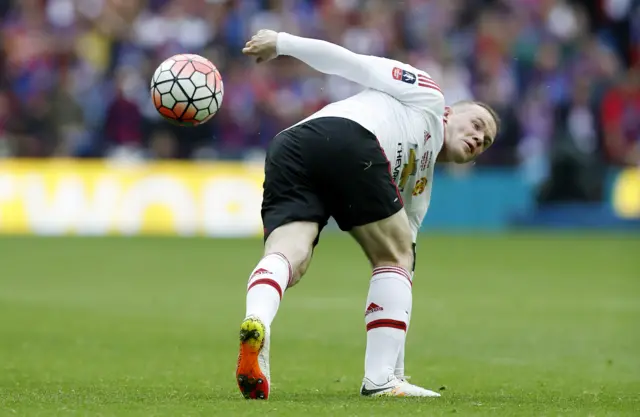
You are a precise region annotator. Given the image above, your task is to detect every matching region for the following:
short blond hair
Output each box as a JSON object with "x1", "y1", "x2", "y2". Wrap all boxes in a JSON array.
[{"x1": 453, "y1": 100, "x2": 501, "y2": 135}]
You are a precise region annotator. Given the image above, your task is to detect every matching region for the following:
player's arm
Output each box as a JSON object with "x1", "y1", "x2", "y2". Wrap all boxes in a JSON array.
[{"x1": 242, "y1": 30, "x2": 444, "y2": 109}]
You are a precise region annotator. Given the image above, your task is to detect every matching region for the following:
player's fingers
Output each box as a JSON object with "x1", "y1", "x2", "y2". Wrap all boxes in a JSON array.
[{"x1": 243, "y1": 44, "x2": 259, "y2": 53}]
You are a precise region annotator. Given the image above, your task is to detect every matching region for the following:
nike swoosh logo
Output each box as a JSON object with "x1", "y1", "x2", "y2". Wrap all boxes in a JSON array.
[{"x1": 361, "y1": 386, "x2": 391, "y2": 396}]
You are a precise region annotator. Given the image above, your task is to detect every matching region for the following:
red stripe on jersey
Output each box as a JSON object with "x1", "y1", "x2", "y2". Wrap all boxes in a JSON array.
[
  {"x1": 248, "y1": 278, "x2": 283, "y2": 300},
  {"x1": 418, "y1": 82, "x2": 442, "y2": 93},
  {"x1": 417, "y1": 75, "x2": 442, "y2": 92},
  {"x1": 367, "y1": 319, "x2": 407, "y2": 332},
  {"x1": 417, "y1": 74, "x2": 435, "y2": 81},
  {"x1": 417, "y1": 78, "x2": 439, "y2": 86}
]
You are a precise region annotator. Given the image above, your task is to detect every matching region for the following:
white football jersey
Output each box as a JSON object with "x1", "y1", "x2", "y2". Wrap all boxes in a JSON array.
[{"x1": 277, "y1": 33, "x2": 446, "y2": 241}]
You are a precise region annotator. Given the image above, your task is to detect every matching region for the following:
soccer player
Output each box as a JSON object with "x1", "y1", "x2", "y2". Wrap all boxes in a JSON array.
[{"x1": 236, "y1": 30, "x2": 499, "y2": 399}]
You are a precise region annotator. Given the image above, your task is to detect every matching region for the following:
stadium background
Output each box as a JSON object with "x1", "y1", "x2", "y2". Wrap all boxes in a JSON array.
[
  {"x1": 0, "y1": 1, "x2": 638, "y2": 415},
  {"x1": 0, "y1": 0, "x2": 638, "y2": 234}
]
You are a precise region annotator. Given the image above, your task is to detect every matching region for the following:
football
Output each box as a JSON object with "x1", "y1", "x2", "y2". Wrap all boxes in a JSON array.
[{"x1": 150, "y1": 54, "x2": 224, "y2": 126}]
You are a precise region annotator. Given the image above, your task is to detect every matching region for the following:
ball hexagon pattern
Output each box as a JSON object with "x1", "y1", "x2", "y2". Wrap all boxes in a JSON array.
[{"x1": 150, "y1": 54, "x2": 224, "y2": 126}]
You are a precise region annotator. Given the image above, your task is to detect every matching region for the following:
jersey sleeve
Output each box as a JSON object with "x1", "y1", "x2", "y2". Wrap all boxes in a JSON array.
[{"x1": 276, "y1": 32, "x2": 445, "y2": 113}]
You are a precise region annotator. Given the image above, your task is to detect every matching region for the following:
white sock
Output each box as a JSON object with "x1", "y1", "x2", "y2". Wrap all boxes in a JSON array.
[
  {"x1": 245, "y1": 252, "x2": 292, "y2": 327},
  {"x1": 364, "y1": 266, "x2": 412, "y2": 385},
  {"x1": 395, "y1": 269, "x2": 414, "y2": 378},
  {"x1": 395, "y1": 303, "x2": 411, "y2": 378}
]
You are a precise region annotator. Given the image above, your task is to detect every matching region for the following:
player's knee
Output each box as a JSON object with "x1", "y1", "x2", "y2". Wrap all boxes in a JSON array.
[
  {"x1": 265, "y1": 242, "x2": 313, "y2": 286},
  {"x1": 264, "y1": 222, "x2": 318, "y2": 286}
]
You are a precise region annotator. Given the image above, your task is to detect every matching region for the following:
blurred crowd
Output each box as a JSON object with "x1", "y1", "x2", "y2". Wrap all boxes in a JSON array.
[{"x1": 0, "y1": 0, "x2": 638, "y2": 174}]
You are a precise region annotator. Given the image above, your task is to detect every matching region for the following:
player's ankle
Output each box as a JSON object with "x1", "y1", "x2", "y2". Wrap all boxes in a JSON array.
[
  {"x1": 364, "y1": 372, "x2": 396, "y2": 386},
  {"x1": 243, "y1": 314, "x2": 267, "y2": 324}
]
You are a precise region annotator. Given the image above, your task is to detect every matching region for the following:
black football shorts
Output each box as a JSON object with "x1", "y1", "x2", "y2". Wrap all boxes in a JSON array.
[{"x1": 261, "y1": 117, "x2": 403, "y2": 245}]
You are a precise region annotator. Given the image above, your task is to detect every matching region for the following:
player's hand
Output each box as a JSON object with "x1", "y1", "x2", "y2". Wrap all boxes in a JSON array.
[{"x1": 242, "y1": 30, "x2": 278, "y2": 64}]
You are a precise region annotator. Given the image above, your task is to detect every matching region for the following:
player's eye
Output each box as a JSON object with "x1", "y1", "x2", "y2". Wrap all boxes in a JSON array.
[{"x1": 472, "y1": 121, "x2": 480, "y2": 130}]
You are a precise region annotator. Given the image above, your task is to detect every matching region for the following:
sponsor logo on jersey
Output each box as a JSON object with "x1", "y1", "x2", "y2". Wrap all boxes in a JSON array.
[
  {"x1": 420, "y1": 151, "x2": 433, "y2": 171},
  {"x1": 424, "y1": 131, "x2": 431, "y2": 145},
  {"x1": 392, "y1": 67, "x2": 416, "y2": 85},
  {"x1": 392, "y1": 143, "x2": 402, "y2": 183},
  {"x1": 412, "y1": 177, "x2": 428, "y2": 196},
  {"x1": 250, "y1": 268, "x2": 272, "y2": 279},
  {"x1": 365, "y1": 302, "x2": 384, "y2": 316},
  {"x1": 398, "y1": 147, "x2": 417, "y2": 191}
]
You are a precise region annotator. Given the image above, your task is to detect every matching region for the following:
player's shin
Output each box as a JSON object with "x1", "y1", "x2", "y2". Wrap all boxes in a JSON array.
[
  {"x1": 396, "y1": 244, "x2": 416, "y2": 379},
  {"x1": 237, "y1": 252, "x2": 292, "y2": 399},
  {"x1": 394, "y1": 303, "x2": 412, "y2": 379},
  {"x1": 245, "y1": 252, "x2": 292, "y2": 326},
  {"x1": 363, "y1": 266, "x2": 412, "y2": 385}
]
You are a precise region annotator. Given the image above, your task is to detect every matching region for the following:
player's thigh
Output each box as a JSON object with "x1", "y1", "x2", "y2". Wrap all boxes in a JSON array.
[
  {"x1": 261, "y1": 129, "x2": 329, "y2": 283},
  {"x1": 349, "y1": 209, "x2": 414, "y2": 272},
  {"x1": 320, "y1": 122, "x2": 411, "y2": 269}
]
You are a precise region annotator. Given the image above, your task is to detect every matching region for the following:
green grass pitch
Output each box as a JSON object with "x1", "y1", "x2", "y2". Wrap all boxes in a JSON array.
[{"x1": 0, "y1": 233, "x2": 638, "y2": 416}]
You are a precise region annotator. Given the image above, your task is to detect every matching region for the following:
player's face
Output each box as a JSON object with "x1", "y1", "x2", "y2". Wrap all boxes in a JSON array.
[{"x1": 445, "y1": 104, "x2": 497, "y2": 163}]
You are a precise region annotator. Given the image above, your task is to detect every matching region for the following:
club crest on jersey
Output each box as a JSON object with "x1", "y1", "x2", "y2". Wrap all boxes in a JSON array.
[
  {"x1": 392, "y1": 67, "x2": 416, "y2": 85},
  {"x1": 412, "y1": 177, "x2": 428, "y2": 196}
]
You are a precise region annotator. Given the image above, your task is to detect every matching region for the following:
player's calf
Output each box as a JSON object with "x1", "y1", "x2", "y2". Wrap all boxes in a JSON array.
[
  {"x1": 350, "y1": 210, "x2": 414, "y2": 272},
  {"x1": 263, "y1": 221, "x2": 318, "y2": 286},
  {"x1": 243, "y1": 222, "x2": 317, "y2": 328}
]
